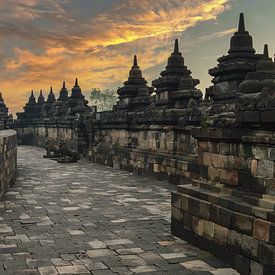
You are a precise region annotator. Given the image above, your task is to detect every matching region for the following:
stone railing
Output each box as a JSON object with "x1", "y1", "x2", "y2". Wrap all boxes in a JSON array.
[{"x1": 0, "y1": 130, "x2": 17, "y2": 198}]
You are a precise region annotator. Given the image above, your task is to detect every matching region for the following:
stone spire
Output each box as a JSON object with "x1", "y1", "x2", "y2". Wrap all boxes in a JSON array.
[
  {"x1": 208, "y1": 13, "x2": 262, "y2": 115},
  {"x1": 174, "y1": 38, "x2": 179, "y2": 53},
  {"x1": 28, "y1": 90, "x2": 36, "y2": 105},
  {"x1": 47, "y1": 87, "x2": 56, "y2": 103},
  {"x1": 152, "y1": 39, "x2": 201, "y2": 109},
  {"x1": 37, "y1": 90, "x2": 45, "y2": 105},
  {"x1": 229, "y1": 13, "x2": 255, "y2": 54},
  {"x1": 115, "y1": 55, "x2": 152, "y2": 111},
  {"x1": 71, "y1": 78, "x2": 83, "y2": 98},
  {"x1": 58, "y1": 81, "x2": 69, "y2": 101},
  {"x1": 153, "y1": 39, "x2": 188, "y2": 92},
  {"x1": 17, "y1": 91, "x2": 39, "y2": 120},
  {"x1": 238, "y1": 12, "x2": 245, "y2": 32},
  {"x1": 128, "y1": 55, "x2": 144, "y2": 80}
]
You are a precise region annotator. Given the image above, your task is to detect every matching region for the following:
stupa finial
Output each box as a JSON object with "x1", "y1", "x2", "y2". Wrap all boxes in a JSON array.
[
  {"x1": 133, "y1": 55, "x2": 138, "y2": 67},
  {"x1": 238, "y1": 13, "x2": 245, "y2": 32},
  {"x1": 174, "y1": 39, "x2": 179, "y2": 54},
  {"x1": 63, "y1": 81, "x2": 66, "y2": 88},
  {"x1": 75, "y1": 78, "x2": 78, "y2": 87},
  {"x1": 263, "y1": 44, "x2": 269, "y2": 59}
]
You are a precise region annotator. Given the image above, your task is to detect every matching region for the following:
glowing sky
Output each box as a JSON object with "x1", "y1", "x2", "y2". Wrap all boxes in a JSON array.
[{"x1": 1, "y1": 0, "x2": 275, "y2": 114}]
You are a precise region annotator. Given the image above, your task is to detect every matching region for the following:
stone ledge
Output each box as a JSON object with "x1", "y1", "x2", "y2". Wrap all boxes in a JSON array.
[{"x1": 171, "y1": 183, "x2": 275, "y2": 273}]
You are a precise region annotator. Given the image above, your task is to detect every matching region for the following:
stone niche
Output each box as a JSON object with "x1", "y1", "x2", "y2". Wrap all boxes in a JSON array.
[
  {"x1": 171, "y1": 127, "x2": 275, "y2": 274},
  {"x1": 0, "y1": 130, "x2": 17, "y2": 198}
]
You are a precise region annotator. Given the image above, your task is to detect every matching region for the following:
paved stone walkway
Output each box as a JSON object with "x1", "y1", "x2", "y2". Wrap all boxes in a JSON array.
[{"x1": 0, "y1": 146, "x2": 239, "y2": 275}]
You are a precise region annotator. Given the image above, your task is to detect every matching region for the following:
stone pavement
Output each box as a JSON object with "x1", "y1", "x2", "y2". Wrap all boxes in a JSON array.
[{"x1": 0, "y1": 146, "x2": 238, "y2": 275}]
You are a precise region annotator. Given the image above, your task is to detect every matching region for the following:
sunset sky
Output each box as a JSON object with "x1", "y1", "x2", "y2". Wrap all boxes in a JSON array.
[{"x1": 1, "y1": 0, "x2": 275, "y2": 114}]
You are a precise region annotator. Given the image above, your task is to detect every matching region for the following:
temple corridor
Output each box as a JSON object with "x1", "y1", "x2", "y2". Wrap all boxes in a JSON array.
[{"x1": 0, "y1": 146, "x2": 238, "y2": 275}]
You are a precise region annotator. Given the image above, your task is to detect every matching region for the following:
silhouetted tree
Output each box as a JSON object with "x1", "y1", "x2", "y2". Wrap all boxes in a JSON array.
[{"x1": 90, "y1": 88, "x2": 118, "y2": 111}]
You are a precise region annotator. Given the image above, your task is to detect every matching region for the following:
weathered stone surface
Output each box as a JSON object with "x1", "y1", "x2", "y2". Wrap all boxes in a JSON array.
[
  {"x1": 0, "y1": 146, "x2": 232, "y2": 274},
  {"x1": 253, "y1": 219, "x2": 270, "y2": 242}
]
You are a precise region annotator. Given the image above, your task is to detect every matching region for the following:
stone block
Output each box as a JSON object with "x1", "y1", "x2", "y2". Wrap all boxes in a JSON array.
[
  {"x1": 153, "y1": 163, "x2": 160, "y2": 173},
  {"x1": 219, "y1": 207, "x2": 232, "y2": 228},
  {"x1": 243, "y1": 111, "x2": 260, "y2": 123},
  {"x1": 241, "y1": 234, "x2": 259, "y2": 258},
  {"x1": 181, "y1": 195, "x2": 189, "y2": 211},
  {"x1": 188, "y1": 197, "x2": 199, "y2": 216},
  {"x1": 269, "y1": 224, "x2": 275, "y2": 245},
  {"x1": 220, "y1": 169, "x2": 239, "y2": 186},
  {"x1": 250, "y1": 260, "x2": 263, "y2": 275},
  {"x1": 252, "y1": 146, "x2": 268, "y2": 160},
  {"x1": 201, "y1": 152, "x2": 211, "y2": 166},
  {"x1": 198, "y1": 200, "x2": 211, "y2": 220},
  {"x1": 207, "y1": 141, "x2": 219, "y2": 154},
  {"x1": 258, "y1": 242, "x2": 275, "y2": 265},
  {"x1": 192, "y1": 216, "x2": 204, "y2": 236},
  {"x1": 184, "y1": 212, "x2": 192, "y2": 231},
  {"x1": 214, "y1": 224, "x2": 228, "y2": 246},
  {"x1": 171, "y1": 206, "x2": 183, "y2": 222},
  {"x1": 208, "y1": 166, "x2": 220, "y2": 182},
  {"x1": 265, "y1": 178, "x2": 275, "y2": 195},
  {"x1": 198, "y1": 141, "x2": 208, "y2": 152},
  {"x1": 234, "y1": 254, "x2": 250, "y2": 275},
  {"x1": 232, "y1": 212, "x2": 253, "y2": 235},
  {"x1": 253, "y1": 219, "x2": 270, "y2": 242},
  {"x1": 219, "y1": 142, "x2": 231, "y2": 155},
  {"x1": 269, "y1": 148, "x2": 275, "y2": 161},
  {"x1": 171, "y1": 193, "x2": 181, "y2": 209},
  {"x1": 261, "y1": 110, "x2": 275, "y2": 123},
  {"x1": 203, "y1": 220, "x2": 215, "y2": 241},
  {"x1": 211, "y1": 154, "x2": 225, "y2": 169},
  {"x1": 251, "y1": 159, "x2": 258, "y2": 177},
  {"x1": 228, "y1": 230, "x2": 242, "y2": 252},
  {"x1": 210, "y1": 204, "x2": 220, "y2": 224},
  {"x1": 257, "y1": 160, "x2": 274, "y2": 178}
]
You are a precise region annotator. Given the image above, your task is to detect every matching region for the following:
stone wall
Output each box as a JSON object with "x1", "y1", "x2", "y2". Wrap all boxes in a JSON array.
[
  {"x1": 15, "y1": 119, "x2": 91, "y2": 155},
  {"x1": 17, "y1": 125, "x2": 76, "y2": 148},
  {"x1": 0, "y1": 130, "x2": 17, "y2": 198},
  {"x1": 88, "y1": 111, "x2": 200, "y2": 184},
  {"x1": 171, "y1": 128, "x2": 275, "y2": 274}
]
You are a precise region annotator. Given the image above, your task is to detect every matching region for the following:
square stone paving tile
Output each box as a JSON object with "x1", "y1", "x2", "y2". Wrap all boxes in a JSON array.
[
  {"x1": 38, "y1": 266, "x2": 59, "y2": 275},
  {"x1": 180, "y1": 260, "x2": 216, "y2": 272},
  {"x1": 56, "y1": 265, "x2": 90, "y2": 274},
  {"x1": 87, "y1": 249, "x2": 115, "y2": 258}
]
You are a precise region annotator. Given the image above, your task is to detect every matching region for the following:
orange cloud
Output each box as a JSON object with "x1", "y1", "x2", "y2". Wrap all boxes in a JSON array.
[{"x1": 0, "y1": 0, "x2": 231, "y2": 114}]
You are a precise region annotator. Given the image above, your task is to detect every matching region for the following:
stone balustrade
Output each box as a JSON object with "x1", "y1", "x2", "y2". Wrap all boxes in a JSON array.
[{"x1": 0, "y1": 130, "x2": 17, "y2": 198}]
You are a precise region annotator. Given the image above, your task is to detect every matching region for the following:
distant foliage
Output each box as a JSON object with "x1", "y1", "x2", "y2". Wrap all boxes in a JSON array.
[{"x1": 90, "y1": 88, "x2": 118, "y2": 111}]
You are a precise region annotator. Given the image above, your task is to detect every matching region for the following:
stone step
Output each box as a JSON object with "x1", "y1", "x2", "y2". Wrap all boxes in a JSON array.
[{"x1": 176, "y1": 183, "x2": 274, "y2": 220}]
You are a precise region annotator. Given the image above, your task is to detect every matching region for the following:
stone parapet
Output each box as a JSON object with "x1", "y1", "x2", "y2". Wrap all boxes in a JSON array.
[
  {"x1": 0, "y1": 130, "x2": 17, "y2": 198},
  {"x1": 171, "y1": 127, "x2": 275, "y2": 274}
]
